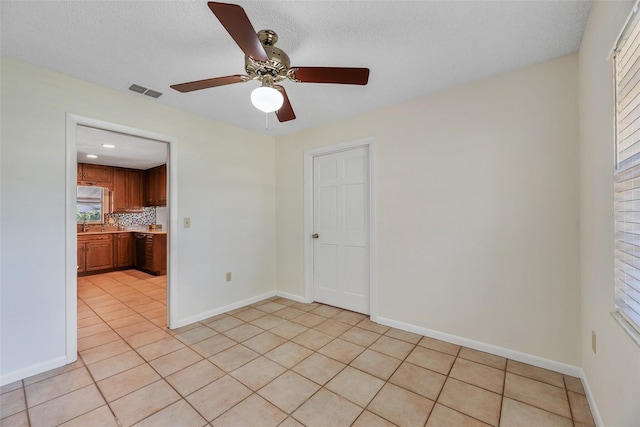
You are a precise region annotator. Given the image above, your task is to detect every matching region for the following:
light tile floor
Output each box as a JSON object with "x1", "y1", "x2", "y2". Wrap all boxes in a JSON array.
[{"x1": 0, "y1": 269, "x2": 596, "y2": 427}]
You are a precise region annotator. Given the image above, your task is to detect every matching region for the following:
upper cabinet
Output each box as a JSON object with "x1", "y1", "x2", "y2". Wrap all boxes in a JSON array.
[
  {"x1": 144, "y1": 164, "x2": 167, "y2": 207},
  {"x1": 113, "y1": 168, "x2": 144, "y2": 213},
  {"x1": 77, "y1": 163, "x2": 113, "y2": 189}
]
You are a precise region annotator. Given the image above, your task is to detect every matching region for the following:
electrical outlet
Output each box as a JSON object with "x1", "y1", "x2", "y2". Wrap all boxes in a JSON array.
[
  {"x1": 226, "y1": 272, "x2": 232, "y2": 282},
  {"x1": 592, "y1": 330, "x2": 597, "y2": 354},
  {"x1": 183, "y1": 217, "x2": 191, "y2": 228}
]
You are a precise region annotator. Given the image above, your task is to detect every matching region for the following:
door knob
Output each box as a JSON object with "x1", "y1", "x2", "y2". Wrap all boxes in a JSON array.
[{"x1": 312, "y1": 233, "x2": 319, "y2": 239}]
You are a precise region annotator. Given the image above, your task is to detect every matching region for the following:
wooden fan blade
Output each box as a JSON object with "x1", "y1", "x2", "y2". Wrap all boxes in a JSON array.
[
  {"x1": 274, "y1": 85, "x2": 296, "y2": 122},
  {"x1": 289, "y1": 67, "x2": 370, "y2": 85},
  {"x1": 208, "y1": 2, "x2": 268, "y2": 62},
  {"x1": 170, "y1": 74, "x2": 249, "y2": 93}
]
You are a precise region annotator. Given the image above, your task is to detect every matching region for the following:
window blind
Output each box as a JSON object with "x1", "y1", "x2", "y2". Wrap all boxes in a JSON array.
[{"x1": 614, "y1": 3, "x2": 640, "y2": 334}]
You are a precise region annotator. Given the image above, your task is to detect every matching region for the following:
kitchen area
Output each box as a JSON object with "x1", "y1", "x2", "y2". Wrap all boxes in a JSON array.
[{"x1": 76, "y1": 126, "x2": 168, "y2": 278}]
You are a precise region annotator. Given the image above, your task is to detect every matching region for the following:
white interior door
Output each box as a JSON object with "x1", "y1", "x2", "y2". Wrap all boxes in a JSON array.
[{"x1": 313, "y1": 146, "x2": 370, "y2": 314}]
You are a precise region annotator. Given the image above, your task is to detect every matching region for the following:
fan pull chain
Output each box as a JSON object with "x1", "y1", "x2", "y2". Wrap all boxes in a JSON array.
[{"x1": 265, "y1": 112, "x2": 269, "y2": 131}]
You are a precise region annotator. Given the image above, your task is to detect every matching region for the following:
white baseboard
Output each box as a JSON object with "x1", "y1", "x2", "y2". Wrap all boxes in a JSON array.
[
  {"x1": 0, "y1": 355, "x2": 68, "y2": 387},
  {"x1": 171, "y1": 291, "x2": 276, "y2": 329},
  {"x1": 578, "y1": 368, "x2": 604, "y2": 427},
  {"x1": 374, "y1": 316, "x2": 583, "y2": 377},
  {"x1": 274, "y1": 290, "x2": 306, "y2": 303}
]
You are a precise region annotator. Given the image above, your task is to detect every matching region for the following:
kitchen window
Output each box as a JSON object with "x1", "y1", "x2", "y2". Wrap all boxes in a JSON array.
[{"x1": 613, "y1": 1, "x2": 640, "y2": 345}]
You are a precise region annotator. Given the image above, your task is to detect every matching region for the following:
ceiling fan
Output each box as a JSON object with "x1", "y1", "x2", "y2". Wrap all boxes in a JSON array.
[{"x1": 170, "y1": 1, "x2": 370, "y2": 122}]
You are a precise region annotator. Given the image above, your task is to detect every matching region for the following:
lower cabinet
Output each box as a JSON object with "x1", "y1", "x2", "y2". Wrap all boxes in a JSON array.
[
  {"x1": 113, "y1": 233, "x2": 134, "y2": 268},
  {"x1": 78, "y1": 234, "x2": 113, "y2": 273},
  {"x1": 78, "y1": 232, "x2": 165, "y2": 276}
]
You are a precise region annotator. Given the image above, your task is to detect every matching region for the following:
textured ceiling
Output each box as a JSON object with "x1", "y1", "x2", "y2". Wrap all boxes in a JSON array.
[{"x1": 1, "y1": 1, "x2": 591, "y2": 137}]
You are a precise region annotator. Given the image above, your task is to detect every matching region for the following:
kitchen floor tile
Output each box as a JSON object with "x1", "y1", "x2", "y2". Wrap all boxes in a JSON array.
[
  {"x1": 205, "y1": 315, "x2": 245, "y2": 333},
  {"x1": 242, "y1": 331, "x2": 287, "y2": 354},
  {"x1": 269, "y1": 321, "x2": 308, "y2": 340},
  {"x1": 369, "y1": 335, "x2": 415, "y2": 360},
  {"x1": 389, "y1": 361, "x2": 446, "y2": 400},
  {"x1": 223, "y1": 323, "x2": 264, "y2": 342},
  {"x1": 165, "y1": 360, "x2": 225, "y2": 396},
  {"x1": 317, "y1": 338, "x2": 365, "y2": 364},
  {"x1": 149, "y1": 347, "x2": 203, "y2": 377},
  {"x1": 132, "y1": 399, "x2": 207, "y2": 427},
  {"x1": 500, "y1": 397, "x2": 572, "y2": 427},
  {"x1": 291, "y1": 329, "x2": 334, "y2": 351},
  {"x1": 230, "y1": 356, "x2": 287, "y2": 390},
  {"x1": 314, "y1": 319, "x2": 353, "y2": 337},
  {"x1": 25, "y1": 367, "x2": 94, "y2": 407},
  {"x1": 449, "y1": 357, "x2": 505, "y2": 394},
  {"x1": 426, "y1": 403, "x2": 491, "y2": 427},
  {"x1": 86, "y1": 350, "x2": 145, "y2": 382},
  {"x1": 352, "y1": 410, "x2": 397, "y2": 427},
  {"x1": 506, "y1": 360, "x2": 565, "y2": 388},
  {"x1": 405, "y1": 346, "x2": 456, "y2": 375},
  {"x1": 339, "y1": 326, "x2": 381, "y2": 347},
  {"x1": 325, "y1": 366, "x2": 385, "y2": 407},
  {"x1": 211, "y1": 394, "x2": 286, "y2": 427},
  {"x1": 258, "y1": 370, "x2": 320, "y2": 413},
  {"x1": 265, "y1": 341, "x2": 313, "y2": 368},
  {"x1": 437, "y1": 378, "x2": 501, "y2": 426},
  {"x1": 186, "y1": 375, "x2": 252, "y2": 422},
  {"x1": 0, "y1": 389, "x2": 26, "y2": 419},
  {"x1": 350, "y1": 349, "x2": 401, "y2": 380},
  {"x1": 58, "y1": 405, "x2": 119, "y2": 427},
  {"x1": 458, "y1": 347, "x2": 506, "y2": 370},
  {"x1": 568, "y1": 391, "x2": 596, "y2": 426},
  {"x1": 418, "y1": 336, "x2": 461, "y2": 356},
  {"x1": 208, "y1": 344, "x2": 260, "y2": 372},
  {"x1": 191, "y1": 334, "x2": 236, "y2": 358},
  {"x1": 367, "y1": 382, "x2": 434, "y2": 427},
  {"x1": 97, "y1": 364, "x2": 161, "y2": 402},
  {"x1": 27, "y1": 384, "x2": 105, "y2": 427},
  {"x1": 292, "y1": 389, "x2": 362, "y2": 427},
  {"x1": 292, "y1": 353, "x2": 346, "y2": 385},
  {"x1": 504, "y1": 373, "x2": 571, "y2": 418},
  {"x1": 109, "y1": 380, "x2": 180, "y2": 427},
  {"x1": 384, "y1": 328, "x2": 422, "y2": 344}
]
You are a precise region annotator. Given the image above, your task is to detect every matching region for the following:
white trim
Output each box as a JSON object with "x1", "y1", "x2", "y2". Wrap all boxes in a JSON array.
[
  {"x1": 303, "y1": 137, "x2": 377, "y2": 316},
  {"x1": 65, "y1": 114, "x2": 179, "y2": 364},
  {"x1": 274, "y1": 291, "x2": 306, "y2": 303},
  {"x1": 375, "y1": 316, "x2": 583, "y2": 377},
  {"x1": 172, "y1": 291, "x2": 276, "y2": 328},
  {"x1": 579, "y1": 368, "x2": 604, "y2": 427},
  {"x1": 0, "y1": 356, "x2": 67, "y2": 386}
]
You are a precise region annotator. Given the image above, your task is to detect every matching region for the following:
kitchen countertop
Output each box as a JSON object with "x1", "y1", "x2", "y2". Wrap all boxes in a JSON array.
[{"x1": 78, "y1": 230, "x2": 167, "y2": 236}]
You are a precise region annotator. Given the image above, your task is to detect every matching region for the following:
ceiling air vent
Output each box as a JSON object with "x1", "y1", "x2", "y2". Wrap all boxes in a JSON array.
[{"x1": 127, "y1": 83, "x2": 163, "y2": 99}]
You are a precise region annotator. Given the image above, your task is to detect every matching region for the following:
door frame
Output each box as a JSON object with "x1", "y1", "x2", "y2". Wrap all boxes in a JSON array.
[
  {"x1": 303, "y1": 137, "x2": 377, "y2": 319},
  {"x1": 65, "y1": 114, "x2": 179, "y2": 363}
]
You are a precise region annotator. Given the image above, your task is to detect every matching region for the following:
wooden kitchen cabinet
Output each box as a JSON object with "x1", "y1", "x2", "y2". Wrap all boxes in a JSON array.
[
  {"x1": 144, "y1": 164, "x2": 167, "y2": 207},
  {"x1": 78, "y1": 234, "x2": 113, "y2": 273},
  {"x1": 113, "y1": 233, "x2": 133, "y2": 268},
  {"x1": 113, "y1": 168, "x2": 144, "y2": 213},
  {"x1": 77, "y1": 163, "x2": 113, "y2": 189}
]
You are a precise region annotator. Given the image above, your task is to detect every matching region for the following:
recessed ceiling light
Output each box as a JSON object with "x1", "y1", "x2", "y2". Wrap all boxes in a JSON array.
[
  {"x1": 86, "y1": 154, "x2": 98, "y2": 159},
  {"x1": 102, "y1": 144, "x2": 115, "y2": 148}
]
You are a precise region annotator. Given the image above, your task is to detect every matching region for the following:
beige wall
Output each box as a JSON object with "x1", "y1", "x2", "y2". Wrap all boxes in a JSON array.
[
  {"x1": 579, "y1": 1, "x2": 640, "y2": 425},
  {"x1": 276, "y1": 54, "x2": 581, "y2": 365},
  {"x1": 0, "y1": 57, "x2": 276, "y2": 380}
]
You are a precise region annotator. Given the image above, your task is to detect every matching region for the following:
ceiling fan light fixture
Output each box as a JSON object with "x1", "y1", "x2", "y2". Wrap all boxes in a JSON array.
[{"x1": 251, "y1": 85, "x2": 283, "y2": 113}]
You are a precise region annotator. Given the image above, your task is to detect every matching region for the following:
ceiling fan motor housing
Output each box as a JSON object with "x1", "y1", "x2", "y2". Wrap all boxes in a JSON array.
[{"x1": 245, "y1": 30, "x2": 290, "y2": 82}]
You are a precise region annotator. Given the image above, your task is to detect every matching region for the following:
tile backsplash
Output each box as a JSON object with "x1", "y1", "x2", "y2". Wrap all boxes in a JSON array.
[{"x1": 106, "y1": 207, "x2": 156, "y2": 226}]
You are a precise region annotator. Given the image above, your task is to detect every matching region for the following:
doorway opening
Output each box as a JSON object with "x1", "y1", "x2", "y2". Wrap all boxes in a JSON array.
[{"x1": 65, "y1": 114, "x2": 177, "y2": 363}]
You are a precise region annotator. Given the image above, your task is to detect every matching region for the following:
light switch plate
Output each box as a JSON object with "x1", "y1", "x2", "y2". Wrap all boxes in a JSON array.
[{"x1": 183, "y1": 217, "x2": 191, "y2": 228}]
